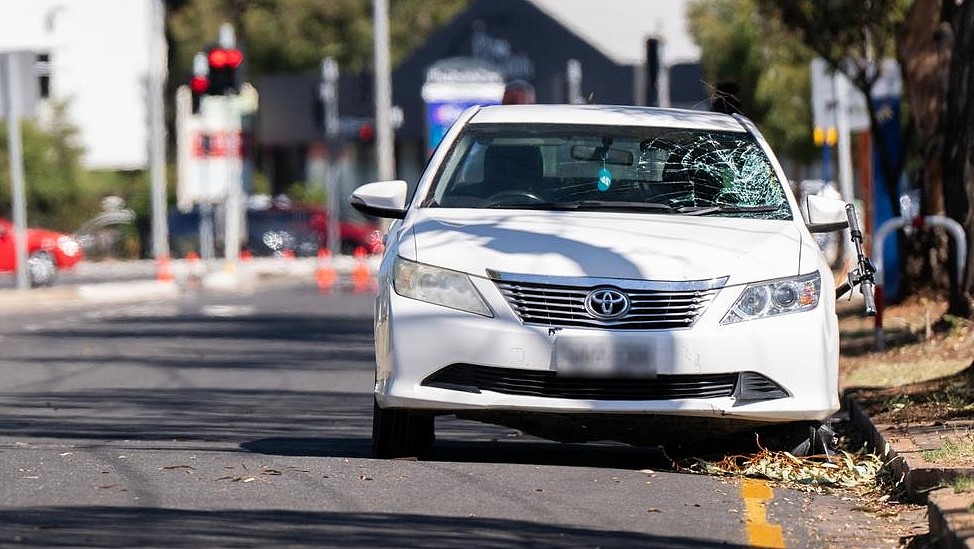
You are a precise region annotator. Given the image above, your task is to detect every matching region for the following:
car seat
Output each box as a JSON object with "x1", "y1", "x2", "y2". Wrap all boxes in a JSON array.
[{"x1": 482, "y1": 144, "x2": 544, "y2": 198}]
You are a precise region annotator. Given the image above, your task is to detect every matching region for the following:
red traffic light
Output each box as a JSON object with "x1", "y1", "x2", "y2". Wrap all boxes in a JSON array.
[
  {"x1": 358, "y1": 123, "x2": 375, "y2": 142},
  {"x1": 207, "y1": 47, "x2": 243, "y2": 69},
  {"x1": 190, "y1": 75, "x2": 209, "y2": 94}
]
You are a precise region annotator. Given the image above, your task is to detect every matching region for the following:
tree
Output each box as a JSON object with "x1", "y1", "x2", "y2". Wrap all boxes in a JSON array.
[
  {"x1": 0, "y1": 103, "x2": 90, "y2": 231},
  {"x1": 941, "y1": 0, "x2": 974, "y2": 317},
  {"x1": 896, "y1": 0, "x2": 954, "y2": 302},
  {"x1": 165, "y1": 0, "x2": 469, "y2": 80},
  {"x1": 687, "y1": 0, "x2": 818, "y2": 167},
  {"x1": 757, "y1": 0, "x2": 974, "y2": 318},
  {"x1": 754, "y1": 0, "x2": 913, "y2": 220}
]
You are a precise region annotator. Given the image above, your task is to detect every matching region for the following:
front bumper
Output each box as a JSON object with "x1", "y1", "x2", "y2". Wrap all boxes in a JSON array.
[{"x1": 374, "y1": 273, "x2": 839, "y2": 424}]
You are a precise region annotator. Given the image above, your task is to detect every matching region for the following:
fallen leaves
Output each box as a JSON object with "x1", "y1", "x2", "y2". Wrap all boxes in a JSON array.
[
  {"x1": 215, "y1": 464, "x2": 284, "y2": 484},
  {"x1": 672, "y1": 448, "x2": 886, "y2": 495}
]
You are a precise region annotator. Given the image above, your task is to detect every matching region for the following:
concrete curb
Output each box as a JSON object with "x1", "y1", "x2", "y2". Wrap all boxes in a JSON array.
[
  {"x1": 0, "y1": 255, "x2": 381, "y2": 311},
  {"x1": 929, "y1": 489, "x2": 974, "y2": 549},
  {"x1": 0, "y1": 280, "x2": 181, "y2": 312},
  {"x1": 845, "y1": 392, "x2": 974, "y2": 548}
]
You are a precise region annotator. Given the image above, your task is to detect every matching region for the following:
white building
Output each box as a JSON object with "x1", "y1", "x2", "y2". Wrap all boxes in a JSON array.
[{"x1": 0, "y1": 0, "x2": 166, "y2": 170}]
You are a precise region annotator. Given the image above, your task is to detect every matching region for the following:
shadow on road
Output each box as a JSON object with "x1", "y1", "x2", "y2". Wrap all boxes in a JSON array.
[{"x1": 0, "y1": 506, "x2": 751, "y2": 548}]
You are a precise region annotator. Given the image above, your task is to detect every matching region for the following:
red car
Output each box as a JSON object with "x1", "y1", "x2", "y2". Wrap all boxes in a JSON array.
[{"x1": 0, "y1": 218, "x2": 84, "y2": 287}]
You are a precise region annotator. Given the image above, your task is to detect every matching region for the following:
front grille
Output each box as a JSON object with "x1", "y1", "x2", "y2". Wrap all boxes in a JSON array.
[
  {"x1": 422, "y1": 364, "x2": 742, "y2": 401},
  {"x1": 491, "y1": 272, "x2": 724, "y2": 330}
]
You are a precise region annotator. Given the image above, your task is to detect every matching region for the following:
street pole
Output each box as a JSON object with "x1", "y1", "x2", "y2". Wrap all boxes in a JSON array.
[
  {"x1": 149, "y1": 0, "x2": 169, "y2": 262},
  {"x1": 835, "y1": 74, "x2": 855, "y2": 205},
  {"x1": 835, "y1": 74, "x2": 856, "y2": 265},
  {"x1": 567, "y1": 59, "x2": 582, "y2": 105},
  {"x1": 373, "y1": 0, "x2": 395, "y2": 182},
  {"x1": 219, "y1": 23, "x2": 242, "y2": 266},
  {"x1": 2, "y1": 53, "x2": 30, "y2": 290},
  {"x1": 321, "y1": 57, "x2": 341, "y2": 257}
]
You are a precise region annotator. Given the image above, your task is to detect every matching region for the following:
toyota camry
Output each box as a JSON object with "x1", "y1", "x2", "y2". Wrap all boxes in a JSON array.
[{"x1": 351, "y1": 104, "x2": 845, "y2": 458}]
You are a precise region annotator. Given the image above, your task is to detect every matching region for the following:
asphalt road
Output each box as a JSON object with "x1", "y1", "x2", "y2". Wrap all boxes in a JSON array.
[{"x1": 0, "y1": 279, "x2": 919, "y2": 548}]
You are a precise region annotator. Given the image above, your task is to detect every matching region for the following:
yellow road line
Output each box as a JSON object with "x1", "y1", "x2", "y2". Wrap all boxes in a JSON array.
[{"x1": 741, "y1": 478, "x2": 785, "y2": 548}]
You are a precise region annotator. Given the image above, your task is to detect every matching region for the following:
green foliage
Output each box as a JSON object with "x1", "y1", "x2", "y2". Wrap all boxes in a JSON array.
[
  {"x1": 285, "y1": 181, "x2": 326, "y2": 204},
  {"x1": 687, "y1": 0, "x2": 817, "y2": 164},
  {"x1": 752, "y1": 0, "x2": 913, "y2": 205},
  {"x1": 166, "y1": 0, "x2": 469, "y2": 79},
  {"x1": 0, "y1": 104, "x2": 155, "y2": 258},
  {"x1": 0, "y1": 103, "x2": 96, "y2": 231},
  {"x1": 753, "y1": 0, "x2": 911, "y2": 90}
]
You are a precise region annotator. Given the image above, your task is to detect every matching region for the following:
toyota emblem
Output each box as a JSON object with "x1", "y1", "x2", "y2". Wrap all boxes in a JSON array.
[{"x1": 584, "y1": 287, "x2": 631, "y2": 320}]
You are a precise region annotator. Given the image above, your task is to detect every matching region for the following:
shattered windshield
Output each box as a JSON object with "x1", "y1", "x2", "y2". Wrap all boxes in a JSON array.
[{"x1": 422, "y1": 124, "x2": 791, "y2": 220}]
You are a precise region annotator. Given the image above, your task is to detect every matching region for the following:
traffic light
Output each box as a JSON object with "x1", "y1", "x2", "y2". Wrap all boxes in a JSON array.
[
  {"x1": 190, "y1": 75, "x2": 208, "y2": 114},
  {"x1": 206, "y1": 46, "x2": 243, "y2": 95},
  {"x1": 190, "y1": 52, "x2": 209, "y2": 114}
]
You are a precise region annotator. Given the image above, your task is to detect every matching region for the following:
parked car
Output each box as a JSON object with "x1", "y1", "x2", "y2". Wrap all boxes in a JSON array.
[
  {"x1": 246, "y1": 202, "x2": 380, "y2": 258},
  {"x1": 167, "y1": 198, "x2": 380, "y2": 259},
  {"x1": 351, "y1": 104, "x2": 844, "y2": 458},
  {"x1": 0, "y1": 218, "x2": 84, "y2": 287}
]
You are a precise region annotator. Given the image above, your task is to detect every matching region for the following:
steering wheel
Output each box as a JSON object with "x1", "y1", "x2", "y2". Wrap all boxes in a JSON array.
[{"x1": 484, "y1": 190, "x2": 547, "y2": 207}]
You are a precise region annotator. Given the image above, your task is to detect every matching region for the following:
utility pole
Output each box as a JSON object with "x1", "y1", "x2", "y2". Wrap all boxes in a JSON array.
[
  {"x1": 373, "y1": 0, "x2": 395, "y2": 182},
  {"x1": 2, "y1": 53, "x2": 30, "y2": 290},
  {"x1": 320, "y1": 57, "x2": 341, "y2": 257},
  {"x1": 148, "y1": 0, "x2": 169, "y2": 262}
]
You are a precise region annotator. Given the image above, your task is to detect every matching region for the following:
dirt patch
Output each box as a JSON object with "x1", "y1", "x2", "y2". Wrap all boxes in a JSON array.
[{"x1": 839, "y1": 295, "x2": 974, "y2": 425}]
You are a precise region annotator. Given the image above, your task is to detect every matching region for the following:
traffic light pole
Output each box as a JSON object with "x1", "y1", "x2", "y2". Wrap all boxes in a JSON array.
[{"x1": 223, "y1": 94, "x2": 242, "y2": 264}]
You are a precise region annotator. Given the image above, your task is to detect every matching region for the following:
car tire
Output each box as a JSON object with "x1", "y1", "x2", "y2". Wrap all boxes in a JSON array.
[
  {"x1": 27, "y1": 251, "x2": 57, "y2": 288},
  {"x1": 372, "y1": 397, "x2": 435, "y2": 458}
]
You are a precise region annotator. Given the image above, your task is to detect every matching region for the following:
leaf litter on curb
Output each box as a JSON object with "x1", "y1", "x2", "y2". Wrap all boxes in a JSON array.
[{"x1": 670, "y1": 447, "x2": 889, "y2": 497}]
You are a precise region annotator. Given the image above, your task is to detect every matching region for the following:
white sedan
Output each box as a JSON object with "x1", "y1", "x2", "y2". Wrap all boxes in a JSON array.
[{"x1": 351, "y1": 104, "x2": 846, "y2": 458}]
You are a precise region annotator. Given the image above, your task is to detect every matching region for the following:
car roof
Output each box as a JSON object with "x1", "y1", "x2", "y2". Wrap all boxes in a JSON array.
[{"x1": 468, "y1": 104, "x2": 747, "y2": 132}]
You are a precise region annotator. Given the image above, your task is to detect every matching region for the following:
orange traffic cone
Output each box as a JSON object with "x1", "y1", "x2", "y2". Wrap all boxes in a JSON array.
[
  {"x1": 156, "y1": 255, "x2": 174, "y2": 282},
  {"x1": 185, "y1": 251, "x2": 203, "y2": 284},
  {"x1": 351, "y1": 247, "x2": 376, "y2": 294},
  {"x1": 315, "y1": 249, "x2": 337, "y2": 293},
  {"x1": 240, "y1": 248, "x2": 253, "y2": 261}
]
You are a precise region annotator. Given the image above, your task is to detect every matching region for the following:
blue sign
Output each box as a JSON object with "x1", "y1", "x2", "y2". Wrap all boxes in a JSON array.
[
  {"x1": 426, "y1": 100, "x2": 495, "y2": 155},
  {"x1": 872, "y1": 97, "x2": 902, "y2": 302}
]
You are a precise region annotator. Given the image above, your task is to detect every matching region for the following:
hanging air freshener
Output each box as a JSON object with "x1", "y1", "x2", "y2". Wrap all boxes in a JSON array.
[{"x1": 597, "y1": 166, "x2": 612, "y2": 192}]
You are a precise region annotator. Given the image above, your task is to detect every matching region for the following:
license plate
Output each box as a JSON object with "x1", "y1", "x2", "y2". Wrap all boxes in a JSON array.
[{"x1": 552, "y1": 335, "x2": 657, "y2": 378}]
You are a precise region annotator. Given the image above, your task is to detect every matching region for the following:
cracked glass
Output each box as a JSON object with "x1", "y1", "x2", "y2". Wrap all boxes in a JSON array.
[{"x1": 424, "y1": 124, "x2": 791, "y2": 220}]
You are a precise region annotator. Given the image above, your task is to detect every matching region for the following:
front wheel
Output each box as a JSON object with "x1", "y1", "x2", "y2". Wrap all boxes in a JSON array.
[
  {"x1": 27, "y1": 251, "x2": 57, "y2": 288},
  {"x1": 372, "y1": 397, "x2": 434, "y2": 458}
]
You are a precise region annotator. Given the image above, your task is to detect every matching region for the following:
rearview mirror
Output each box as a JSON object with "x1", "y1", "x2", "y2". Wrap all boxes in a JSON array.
[
  {"x1": 570, "y1": 145, "x2": 633, "y2": 166},
  {"x1": 805, "y1": 195, "x2": 849, "y2": 233}
]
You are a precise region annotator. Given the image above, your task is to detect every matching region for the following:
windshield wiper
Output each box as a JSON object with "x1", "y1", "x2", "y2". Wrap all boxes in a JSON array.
[{"x1": 677, "y1": 204, "x2": 784, "y2": 216}]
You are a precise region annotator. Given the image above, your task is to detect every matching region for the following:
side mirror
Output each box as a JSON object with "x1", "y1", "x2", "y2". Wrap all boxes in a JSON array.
[
  {"x1": 805, "y1": 195, "x2": 850, "y2": 233},
  {"x1": 350, "y1": 180, "x2": 408, "y2": 219}
]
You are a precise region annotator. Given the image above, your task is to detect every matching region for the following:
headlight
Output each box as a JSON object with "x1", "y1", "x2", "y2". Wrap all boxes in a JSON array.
[
  {"x1": 57, "y1": 235, "x2": 81, "y2": 257},
  {"x1": 721, "y1": 272, "x2": 820, "y2": 324},
  {"x1": 393, "y1": 257, "x2": 492, "y2": 316}
]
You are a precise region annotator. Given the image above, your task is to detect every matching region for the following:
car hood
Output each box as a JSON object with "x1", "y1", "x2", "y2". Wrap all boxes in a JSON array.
[{"x1": 401, "y1": 209, "x2": 805, "y2": 285}]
